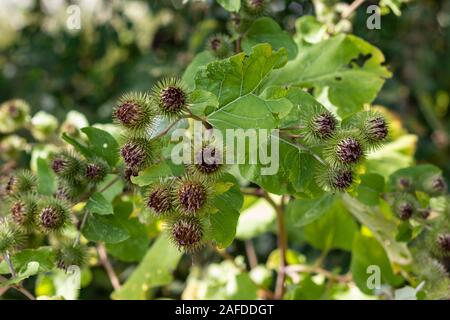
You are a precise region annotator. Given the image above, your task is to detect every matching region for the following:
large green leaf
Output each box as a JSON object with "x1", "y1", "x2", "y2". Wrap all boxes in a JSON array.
[
  {"x1": 182, "y1": 51, "x2": 215, "y2": 90},
  {"x1": 81, "y1": 127, "x2": 119, "y2": 166},
  {"x1": 207, "y1": 94, "x2": 291, "y2": 130},
  {"x1": 342, "y1": 194, "x2": 411, "y2": 265},
  {"x1": 217, "y1": 0, "x2": 240, "y2": 12},
  {"x1": 86, "y1": 192, "x2": 114, "y2": 215},
  {"x1": 351, "y1": 232, "x2": 404, "y2": 294},
  {"x1": 208, "y1": 174, "x2": 243, "y2": 248},
  {"x1": 242, "y1": 17, "x2": 298, "y2": 60},
  {"x1": 286, "y1": 194, "x2": 335, "y2": 228},
  {"x1": 112, "y1": 234, "x2": 182, "y2": 300},
  {"x1": 1, "y1": 262, "x2": 40, "y2": 286},
  {"x1": 268, "y1": 34, "x2": 391, "y2": 117},
  {"x1": 105, "y1": 200, "x2": 149, "y2": 262},
  {"x1": 0, "y1": 247, "x2": 55, "y2": 275},
  {"x1": 131, "y1": 160, "x2": 183, "y2": 187},
  {"x1": 196, "y1": 43, "x2": 288, "y2": 107},
  {"x1": 83, "y1": 213, "x2": 130, "y2": 244},
  {"x1": 304, "y1": 198, "x2": 358, "y2": 251}
]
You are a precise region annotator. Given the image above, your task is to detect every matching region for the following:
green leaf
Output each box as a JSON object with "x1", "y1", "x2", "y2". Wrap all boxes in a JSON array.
[
  {"x1": 37, "y1": 157, "x2": 56, "y2": 196},
  {"x1": 189, "y1": 89, "x2": 219, "y2": 116},
  {"x1": 131, "y1": 160, "x2": 181, "y2": 186},
  {"x1": 196, "y1": 43, "x2": 288, "y2": 107},
  {"x1": 304, "y1": 198, "x2": 358, "y2": 251},
  {"x1": 228, "y1": 273, "x2": 258, "y2": 299},
  {"x1": 286, "y1": 276, "x2": 326, "y2": 300},
  {"x1": 207, "y1": 94, "x2": 283, "y2": 130},
  {"x1": 0, "y1": 247, "x2": 55, "y2": 275},
  {"x1": 294, "y1": 16, "x2": 327, "y2": 44},
  {"x1": 269, "y1": 34, "x2": 391, "y2": 117},
  {"x1": 86, "y1": 192, "x2": 114, "y2": 215},
  {"x1": 182, "y1": 51, "x2": 215, "y2": 90},
  {"x1": 217, "y1": 0, "x2": 240, "y2": 12},
  {"x1": 355, "y1": 173, "x2": 385, "y2": 206},
  {"x1": 342, "y1": 194, "x2": 412, "y2": 265},
  {"x1": 242, "y1": 17, "x2": 298, "y2": 60},
  {"x1": 83, "y1": 214, "x2": 130, "y2": 244},
  {"x1": 286, "y1": 194, "x2": 335, "y2": 228},
  {"x1": 81, "y1": 127, "x2": 119, "y2": 166},
  {"x1": 351, "y1": 232, "x2": 403, "y2": 294},
  {"x1": 105, "y1": 200, "x2": 149, "y2": 262},
  {"x1": 208, "y1": 174, "x2": 243, "y2": 248},
  {"x1": 112, "y1": 234, "x2": 182, "y2": 300},
  {"x1": 62, "y1": 132, "x2": 94, "y2": 159},
  {"x1": 2, "y1": 262, "x2": 40, "y2": 286}
]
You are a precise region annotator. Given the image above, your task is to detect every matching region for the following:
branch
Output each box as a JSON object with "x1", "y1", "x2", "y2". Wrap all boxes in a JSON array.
[
  {"x1": 1, "y1": 255, "x2": 36, "y2": 300},
  {"x1": 342, "y1": 0, "x2": 366, "y2": 19},
  {"x1": 150, "y1": 119, "x2": 182, "y2": 142},
  {"x1": 285, "y1": 265, "x2": 352, "y2": 284},
  {"x1": 3, "y1": 251, "x2": 16, "y2": 278},
  {"x1": 245, "y1": 240, "x2": 258, "y2": 269},
  {"x1": 74, "y1": 176, "x2": 121, "y2": 246},
  {"x1": 97, "y1": 243, "x2": 121, "y2": 291},
  {"x1": 262, "y1": 191, "x2": 288, "y2": 300}
]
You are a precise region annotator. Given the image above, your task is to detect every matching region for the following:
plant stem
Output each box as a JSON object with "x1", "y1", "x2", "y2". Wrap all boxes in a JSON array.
[
  {"x1": 342, "y1": 0, "x2": 365, "y2": 19},
  {"x1": 97, "y1": 243, "x2": 121, "y2": 291},
  {"x1": 0, "y1": 258, "x2": 36, "y2": 300},
  {"x1": 74, "y1": 176, "x2": 121, "y2": 246},
  {"x1": 3, "y1": 251, "x2": 16, "y2": 278},
  {"x1": 150, "y1": 119, "x2": 181, "y2": 142},
  {"x1": 13, "y1": 285, "x2": 36, "y2": 300},
  {"x1": 245, "y1": 240, "x2": 258, "y2": 269},
  {"x1": 284, "y1": 265, "x2": 352, "y2": 283},
  {"x1": 262, "y1": 191, "x2": 287, "y2": 300}
]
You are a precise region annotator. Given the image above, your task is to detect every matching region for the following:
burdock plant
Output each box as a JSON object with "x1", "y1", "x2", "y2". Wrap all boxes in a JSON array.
[
  {"x1": 173, "y1": 176, "x2": 213, "y2": 216},
  {"x1": 113, "y1": 92, "x2": 155, "y2": 137},
  {"x1": 151, "y1": 78, "x2": 189, "y2": 119},
  {"x1": 168, "y1": 215, "x2": 205, "y2": 252},
  {"x1": 146, "y1": 180, "x2": 174, "y2": 216},
  {"x1": 37, "y1": 198, "x2": 70, "y2": 233}
]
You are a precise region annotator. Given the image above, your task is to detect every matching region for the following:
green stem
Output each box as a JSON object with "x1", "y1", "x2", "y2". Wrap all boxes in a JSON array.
[{"x1": 263, "y1": 191, "x2": 287, "y2": 300}]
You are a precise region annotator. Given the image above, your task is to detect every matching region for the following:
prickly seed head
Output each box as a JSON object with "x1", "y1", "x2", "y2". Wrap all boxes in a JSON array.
[
  {"x1": 177, "y1": 182, "x2": 207, "y2": 214},
  {"x1": 10, "y1": 201, "x2": 26, "y2": 225},
  {"x1": 331, "y1": 169, "x2": 353, "y2": 191},
  {"x1": 147, "y1": 187, "x2": 172, "y2": 215},
  {"x1": 335, "y1": 138, "x2": 363, "y2": 164},
  {"x1": 40, "y1": 207, "x2": 61, "y2": 230},
  {"x1": 171, "y1": 217, "x2": 203, "y2": 251},
  {"x1": 195, "y1": 146, "x2": 222, "y2": 174},
  {"x1": 121, "y1": 141, "x2": 146, "y2": 169},
  {"x1": 52, "y1": 158, "x2": 68, "y2": 174},
  {"x1": 366, "y1": 116, "x2": 388, "y2": 142},
  {"x1": 312, "y1": 113, "x2": 336, "y2": 139},
  {"x1": 397, "y1": 202, "x2": 414, "y2": 220},
  {"x1": 114, "y1": 101, "x2": 142, "y2": 126},
  {"x1": 160, "y1": 86, "x2": 186, "y2": 113},
  {"x1": 437, "y1": 234, "x2": 450, "y2": 252}
]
